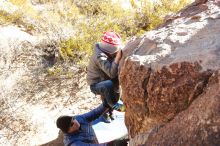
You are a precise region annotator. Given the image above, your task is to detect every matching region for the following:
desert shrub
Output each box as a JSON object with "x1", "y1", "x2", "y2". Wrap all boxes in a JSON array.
[
  {"x1": 9, "y1": 0, "x2": 27, "y2": 6},
  {"x1": 138, "y1": 0, "x2": 192, "y2": 30},
  {"x1": 59, "y1": 0, "x2": 191, "y2": 64},
  {"x1": 0, "y1": 10, "x2": 22, "y2": 24},
  {"x1": 0, "y1": 10, "x2": 36, "y2": 34},
  {"x1": 9, "y1": 0, "x2": 37, "y2": 15},
  {"x1": 73, "y1": 0, "x2": 115, "y2": 16},
  {"x1": 60, "y1": 0, "x2": 136, "y2": 63},
  {"x1": 7, "y1": 0, "x2": 191, "y2": 65}
]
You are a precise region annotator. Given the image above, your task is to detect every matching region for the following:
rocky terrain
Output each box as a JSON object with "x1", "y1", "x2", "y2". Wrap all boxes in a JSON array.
[
  {"x1": 1, "y1": 0, "x2": 220, "y2": 146},
  {"x1": 0, "y1": 1, "x2": 100, "y2": 146},
  {"x1": 0, "y1": 24, "x2": 100, "y2": 146},
  {"x1": 120, "y1": 0, "x2": 220, "y2": 145}
]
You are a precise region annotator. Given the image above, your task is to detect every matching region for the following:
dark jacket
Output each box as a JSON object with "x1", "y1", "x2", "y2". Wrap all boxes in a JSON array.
[
  {"x1": 86, "y1": 43, "x2": 119, "y2": 85},
  {"x1": 63, "y1": 104, "x2": 108, "y2": 146}
]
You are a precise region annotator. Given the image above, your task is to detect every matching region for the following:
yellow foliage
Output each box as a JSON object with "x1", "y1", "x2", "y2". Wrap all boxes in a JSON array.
[
  {"x1": 47, "y1": 66, "x2": 61, "y2": 76},
  {"x1": 0, "y1": 10, "x2": 22, "y2": 24},
  {"x1": 10, "y1": 0, "x2": 39, "y2": 19},
  {"x1": 139, "y1": 0, "x2": 192, "y2": 30},
  {"x1": 9, "y1": 0, "x2": 27, "y2": 6},
  {"x1": 130, "y1": 0, "x2": 138, "y2": 8},
  {"x1": 59, "y1": 0, "x2": 192, "y2": 63},
  {"x1": 7, "y1": 0, "x2": 192, "y2": 66}
]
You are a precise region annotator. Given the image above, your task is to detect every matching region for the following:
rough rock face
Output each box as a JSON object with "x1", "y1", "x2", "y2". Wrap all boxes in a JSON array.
[
  {"x1": 119, "y1": 0, "x2": 220, "y2": 145},
  {"x1": 144, "y1": 71, "x2": 220, "y2": 146}
]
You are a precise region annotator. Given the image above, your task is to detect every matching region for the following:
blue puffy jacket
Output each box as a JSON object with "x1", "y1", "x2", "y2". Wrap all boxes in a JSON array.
[{"x1": 63, "y1": 104, "x2": 109, "y2": 146}]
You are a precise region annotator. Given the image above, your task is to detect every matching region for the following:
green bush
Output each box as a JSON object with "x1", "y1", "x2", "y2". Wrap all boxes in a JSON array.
[
  {"x1": 60, "y1": 0, "x2": 136, "y2": 63},
  {"x1": 59, "y1": 0, "x2": 191, "y2": 64}
]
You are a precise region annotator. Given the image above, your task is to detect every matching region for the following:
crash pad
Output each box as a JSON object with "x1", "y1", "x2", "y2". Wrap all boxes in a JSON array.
[{"x1": 92, "y1": 111, "x2": 128, "y2": 143}]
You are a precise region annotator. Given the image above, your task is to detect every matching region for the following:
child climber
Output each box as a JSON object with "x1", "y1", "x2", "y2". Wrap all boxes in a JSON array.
[{"x1": 87, "y1": 31, "x2": 125, "y2": 123}]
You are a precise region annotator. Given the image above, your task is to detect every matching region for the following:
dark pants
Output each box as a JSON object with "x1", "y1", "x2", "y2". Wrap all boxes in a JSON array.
[{"x1": 90, "y1": 80, "x2": 119, "y2": 107}]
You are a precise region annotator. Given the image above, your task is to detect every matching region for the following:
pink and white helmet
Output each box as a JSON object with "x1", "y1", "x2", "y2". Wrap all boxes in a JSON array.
[{"x1": 99, "y1": 31, "x2": 122, "y2": 54}]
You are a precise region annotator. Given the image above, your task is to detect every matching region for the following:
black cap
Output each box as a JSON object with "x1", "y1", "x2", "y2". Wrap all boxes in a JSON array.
[{"x1": 56, "y1": 115, "x2": 72, "y2": 133}]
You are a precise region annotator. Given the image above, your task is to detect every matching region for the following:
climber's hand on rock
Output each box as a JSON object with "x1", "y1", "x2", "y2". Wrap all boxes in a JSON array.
[{"x1": 114, "y1": 49, "x2": 122, "y2": 64}]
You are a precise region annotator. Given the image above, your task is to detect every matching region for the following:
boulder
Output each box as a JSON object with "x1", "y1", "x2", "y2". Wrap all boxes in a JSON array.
[
  {"x1": 144, "y1": 71, "x2": 220, "y2": 146},
  {"x1": 119, "y1": 0, "x2": 220, "y2": 145}
]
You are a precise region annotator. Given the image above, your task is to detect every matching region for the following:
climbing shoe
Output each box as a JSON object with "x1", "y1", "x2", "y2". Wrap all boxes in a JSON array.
[
  {"x1": 113, "y1": 103, "x2": 125, "y2": 112},
  {"x1": 101, "y1": 113, "x2": 111, "y2": 123}
]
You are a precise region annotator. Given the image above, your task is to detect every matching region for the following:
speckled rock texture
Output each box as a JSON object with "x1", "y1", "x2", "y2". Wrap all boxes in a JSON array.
[
  {"x1": 144, "y1": 71, "x2": 220, "y2": 146},
  {"x1": 119, "y1": 0, "x2": 220, "y2": 145}
]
